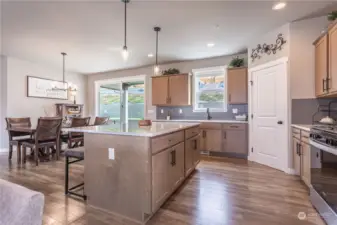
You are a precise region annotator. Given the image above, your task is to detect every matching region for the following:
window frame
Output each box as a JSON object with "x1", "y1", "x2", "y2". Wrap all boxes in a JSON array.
[{"x1": 192, "y1": 66, "x2": 228, "y2": 113}]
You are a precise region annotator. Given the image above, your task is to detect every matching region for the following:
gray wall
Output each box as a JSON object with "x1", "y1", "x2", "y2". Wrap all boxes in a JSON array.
[
  {"x1": 292, "y1": 98, "x2": 337, "y2": 124},
  {"x1": 156, "y1": 104, "x2": 248, "y2": 120}
]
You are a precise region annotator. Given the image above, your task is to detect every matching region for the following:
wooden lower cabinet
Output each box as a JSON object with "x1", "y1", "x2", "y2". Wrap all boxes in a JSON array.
[
  {"x1": 201, "y1": 129, "x2": 222, "y2": 152},
  {"x1": 169, "y1": 143, "x2": 185, "y2": 191},
  {"x1": 301, "y1": 142, "x2": 311, "y2": 186},
  {"x1": 185, "y1": 134, "x2": 201, "y2": 176},
  {"x1": 222, "y1": 129, "x2": 247, "y2": 155},
  {"x1": 152, "y1": 149, "x2": 169, "y2": 212},
  {"x1": 292, "y1": 131, "x2": 311, "y2": 187},
  {"x1": 292, "y1": 137, "x2": 301, "y2": 176}
]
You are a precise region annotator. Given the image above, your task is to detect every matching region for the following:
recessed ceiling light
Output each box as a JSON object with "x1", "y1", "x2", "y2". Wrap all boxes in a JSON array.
[
  {"x1": 148, "y1": 53, "x2": 154, "y2": 58},
  {"x1": 207, "y1": 43, "x2": 215, "y2": 48},
  {"x1": 272, "y1": 2, "x2": 287, "y2": 10}
]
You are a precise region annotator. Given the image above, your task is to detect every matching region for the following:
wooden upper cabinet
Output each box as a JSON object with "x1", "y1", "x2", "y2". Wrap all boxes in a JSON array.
[
  {"x1": 151, "y1": 74, "x2": 190, "y2": 106},
  {"x1": 152, "y1": 76, "x2": 169, "y2": 105},
  {"x1": 314, "y1": 35, "x2": 328, "y2": 96},
  {"x1": 168, "y1": 74, "x2": 191, "y2": 106},
  {"x1": 329, "y1": 23, "x2": 337, "y2": 93},
  {"x1": 227, "y1": 68, "x2": 248, "y2": 104}
]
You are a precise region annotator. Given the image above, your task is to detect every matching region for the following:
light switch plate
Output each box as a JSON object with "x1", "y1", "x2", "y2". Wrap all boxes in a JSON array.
[
  {"x1": 179, "y1": 109, "x2": 183, "y2": 114},
  {"x1": 161, "y1": 109, "x2": 164, "y2": 114},
  {"x1": 108, "y1": 148, "x2": 115, "y2": 160},
  {"x1": 232, "y1": 108, "x2": 238, "y2": 114}
]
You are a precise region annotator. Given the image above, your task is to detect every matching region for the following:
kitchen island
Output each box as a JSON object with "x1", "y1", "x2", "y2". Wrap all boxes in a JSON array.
[{"x1": 66, "y1": 122, "x2": 201, "y2": 224}]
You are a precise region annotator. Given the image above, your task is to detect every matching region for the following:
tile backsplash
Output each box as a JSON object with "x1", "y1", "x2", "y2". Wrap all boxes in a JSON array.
[{"x1": 156, "y1": 105, "x2": 248, "y2": 120}]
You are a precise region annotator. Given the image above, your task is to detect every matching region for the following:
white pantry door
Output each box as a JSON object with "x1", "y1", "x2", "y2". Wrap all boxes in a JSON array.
[{"x1": 250, "y1": 58, "x2": 289, "y2": 171}]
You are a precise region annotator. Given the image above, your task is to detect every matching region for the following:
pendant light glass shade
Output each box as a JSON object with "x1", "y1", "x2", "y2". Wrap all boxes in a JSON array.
[
  {"x1": 154, "y1": 65, "x2": 160, "y2": 75},
  {"x1": 153, "y1": 26, "x2": 161, "y2": 75},
  {"x1": 122, "y1": 46, "x2": 129, "y2": 60}
]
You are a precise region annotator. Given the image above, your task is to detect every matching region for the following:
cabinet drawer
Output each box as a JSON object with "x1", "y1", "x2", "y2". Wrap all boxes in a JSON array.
[
  {"x1": 200, "y1": 123, "x2": 222, "y2": 130},
  {"x1": 222, "y1": 123, "x2": 247, "y2": 130},
  {"x1": 151, "y1": 131, "x2": 184, "y2": 154},
  {"x1": 185, "y1": 126, "x2": 200, "y2": 139},
  {"x1": 301, "y1": 130, "x2": 310, "y2": 144},
  {"x1": 292, "y1": 128, "x2": 301, "y2": 139}
]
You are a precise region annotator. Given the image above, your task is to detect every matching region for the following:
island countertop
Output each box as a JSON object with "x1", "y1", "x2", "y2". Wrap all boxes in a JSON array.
[{"x1": 64, "y1": 121, "x2": 200, "y2": 137}]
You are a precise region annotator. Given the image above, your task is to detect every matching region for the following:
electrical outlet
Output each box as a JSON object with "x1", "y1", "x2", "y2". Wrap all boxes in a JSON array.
[
  {"x1": 179, "y1": 109, "x2": 183, "y2": 114},
  {"x1": 161, "y1": 109, "x2": 164, "y2": 114},
  {"x1": 232, "y1": 108, "x2": 238, "y2": 114},
  {"x1": 108, "y1": 148, "x2": 115, "y2": 160}
]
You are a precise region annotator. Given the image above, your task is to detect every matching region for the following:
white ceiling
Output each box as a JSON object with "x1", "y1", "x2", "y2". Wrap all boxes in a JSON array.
[{"x1": 1, "y1": 1, "x2": 336, "y2": 74}]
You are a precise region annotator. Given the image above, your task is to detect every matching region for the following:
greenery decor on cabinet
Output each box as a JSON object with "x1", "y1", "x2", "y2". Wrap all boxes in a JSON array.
[
  {"x1": 162, "y1": 68, "x2": 180, "y2": 75},
  {"x1": 328, "y1": 11, "x2": 337, "y2": 21},
  {"x1": 229, "y1": 57, "x2": 244, "y2": 68}
]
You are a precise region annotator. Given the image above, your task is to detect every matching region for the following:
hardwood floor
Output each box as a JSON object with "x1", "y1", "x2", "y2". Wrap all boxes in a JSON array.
[{"x1": 0, "y1": 154, "x2": 325, "y2": 225}]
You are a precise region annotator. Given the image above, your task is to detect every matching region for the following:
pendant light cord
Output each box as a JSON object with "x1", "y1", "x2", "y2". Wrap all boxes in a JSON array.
[
  {"x1": 124, "y1": 0, "x2": 127, "y2": 48},
  {"x1": 62, "y1": 52, "x2": 66, "y2": 83},
  {"x1": 155, "y1": 30, "x2": 158, "y2": 65}
]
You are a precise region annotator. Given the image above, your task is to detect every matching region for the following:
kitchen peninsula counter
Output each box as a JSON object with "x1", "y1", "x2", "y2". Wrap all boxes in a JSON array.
[{"x1": 66, "y1": 122, "x2": 201, "y2": 224}]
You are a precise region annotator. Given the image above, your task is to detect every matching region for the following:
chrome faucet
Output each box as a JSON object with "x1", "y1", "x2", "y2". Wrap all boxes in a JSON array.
[{"x1": 206, "y1": 108, "x2": 212, "y2": 120}]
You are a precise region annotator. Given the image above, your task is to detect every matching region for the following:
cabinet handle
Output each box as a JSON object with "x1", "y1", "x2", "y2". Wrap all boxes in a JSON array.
[
  {"x1": 203, "y1": 130, "x2": 207, "y2": 138},
  {"x1": 229, "y1": 125, "x2": 239, "y2": 128},
  {"x1": 316, "y1": 152, "x2": 319, "y2": 158},
  {"x1": 323, "y1": 79, "x2": 326, "y2": 92},
  {"x1": 296, "y1": 143, "x2": 299, "y2": 156},
  {"x1": 193, "y1": 139, "x2": 197, "y2": 150},
  {"x1": 228, "y1": 94, "x2": 231, "y2": 102},
  {"x1": 327, "y1": 78, "x2": 330, "y2": 91},
  {"x1": 170, "y1": 150, "x2": 176, "y2": 166},
  {"x1": 223, "y1": 131, "x2": 227, "y2": 139}
]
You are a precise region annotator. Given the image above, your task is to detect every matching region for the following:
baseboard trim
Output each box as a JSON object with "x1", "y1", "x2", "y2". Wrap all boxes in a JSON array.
[
  {"x1": 0, "y1": 148, "x2": 9, "y2": 153},
  {"x1": 285, "y1": 168, "x2": 296, "y2": 175}
]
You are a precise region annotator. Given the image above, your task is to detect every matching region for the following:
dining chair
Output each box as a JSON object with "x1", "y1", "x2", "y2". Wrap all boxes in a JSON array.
[
  {"x1": 93, "y1": 117, "x2": 110, "y2": 126},
  {"x1": 5, "y1": 117, "x2": 33, "y2": 163},
  {"x1": 21, "y1": 117, "x2": 63, "y2": 166},
  {"x1": 68, "y1": 117, "x2": 91, "y2": 148}
]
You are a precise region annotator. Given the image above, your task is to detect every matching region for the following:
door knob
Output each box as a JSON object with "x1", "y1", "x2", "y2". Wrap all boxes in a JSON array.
[{"x1": 277, "y1": 121, "x2": 283, "y2": 125}]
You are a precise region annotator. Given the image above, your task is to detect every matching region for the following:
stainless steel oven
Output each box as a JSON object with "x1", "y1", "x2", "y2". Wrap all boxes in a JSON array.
[{"x1": 310, "y1": 127, "x2": 337, "y2": 225}]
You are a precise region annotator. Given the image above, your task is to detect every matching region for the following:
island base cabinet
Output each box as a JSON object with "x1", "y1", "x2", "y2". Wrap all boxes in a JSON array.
[
  {"x1": 151, "y1": 142, "x2": 190, "y2": 213},
  {"x1": 185, "y1": 134, "x2": 201, "y2": 176},
  {"x1": 169, "y1": 143, "x2": 185, "y2": 191},
  {"x1": 152, "y1": 149, "x2": 169, "y2": 212}
]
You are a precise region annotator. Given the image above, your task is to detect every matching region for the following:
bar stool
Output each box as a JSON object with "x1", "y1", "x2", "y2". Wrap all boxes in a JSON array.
[{"x1": 64, "y1": 147, "x2": 86, "y2": 200}]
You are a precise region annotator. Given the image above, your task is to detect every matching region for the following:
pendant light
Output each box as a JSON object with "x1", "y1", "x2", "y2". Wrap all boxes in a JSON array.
[
  {"x1": 52, "y1": 52, "x2": 77, "y2": 93},
  {"x1": 154, "y1": 26, "x2": 161, "y2": 75},
  {"x1": 121, "y1": 0, "x2": 130, "y2": 60}
]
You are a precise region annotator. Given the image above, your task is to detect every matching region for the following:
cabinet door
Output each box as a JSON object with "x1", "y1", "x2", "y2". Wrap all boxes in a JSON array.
[
  {"x1": 329, "y1": 24, "x2": 337, "y2": 93},
  {"x1": 168, "y1": 74, "x2": 190, "y2": 106},
  {"x1": 222, "y1": 129, "x2": 247, "y2": 155},
  {"x1": 227, "y1": 68, "x2": 248, "y2": 104},
  {"x1": 292, "y1": 138, "x2": 301, "y2": 176},
  {"x1": 193, "y1": 135, "x2": 200, "y2": 168},
  {"x1": 205, "y1": 129, "x2": 222, "y2": 152},
  {"x1": 315, "y1": 35, "x2": 328, "y2": 96},
  {"x1": 184, "y1": 138, "x2": 194, "y2": 176},
  {"x1": 152, "y1": 150, "x2": 169, "y2": 212},
  {"x1": 169, "y1": 142, "x2": 185, "y2": 191},
  {"x1": 152, "y1": 76, "x2": 169, "y2": 105},
  {"x1": 301, "y1": 142, "x2": 311, "y2": 187}
]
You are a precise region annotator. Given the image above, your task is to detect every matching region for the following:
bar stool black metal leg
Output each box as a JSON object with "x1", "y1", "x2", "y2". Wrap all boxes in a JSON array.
[{"x1": 65, "y1": 156, "x2": 69, "y2": 195}]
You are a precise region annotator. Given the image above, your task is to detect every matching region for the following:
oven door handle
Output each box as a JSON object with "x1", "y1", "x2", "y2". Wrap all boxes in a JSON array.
[{"x1": 309, "y1": 140, "x2": 337, "y2": 156}]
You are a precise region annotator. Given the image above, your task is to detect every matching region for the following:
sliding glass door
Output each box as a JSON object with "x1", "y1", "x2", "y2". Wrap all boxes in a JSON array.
[{"x1": 98, "y1": 80, "x2": 145, "y2": 128}]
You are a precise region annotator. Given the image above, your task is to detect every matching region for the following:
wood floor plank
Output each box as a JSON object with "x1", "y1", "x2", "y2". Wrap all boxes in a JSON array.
[{"x1": 0, "y1": 153, "x2": 325, "y2": 225}]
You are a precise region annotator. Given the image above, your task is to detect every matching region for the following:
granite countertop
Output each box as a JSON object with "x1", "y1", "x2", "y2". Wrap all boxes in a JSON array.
[
  {"x1": 64, "y1": 122, "x2": 200, "y2": 137},
  {"x1": 291, "y1": 124, "x2": 312, "y2": 132},
  {"x1": 153, "y1": 119, "x2": 248, "y2": 124}
]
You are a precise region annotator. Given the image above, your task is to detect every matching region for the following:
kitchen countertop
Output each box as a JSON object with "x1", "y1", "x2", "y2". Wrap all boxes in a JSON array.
[
  {"x1": 153, "y1": 119, "x2": 248, "y2": 124},
  {"x1": 64, "y1": 122, "x2": 200, "y2": 137},
  {"x1": 291, "y1": 124, "x2": 312, "y2": 132}
]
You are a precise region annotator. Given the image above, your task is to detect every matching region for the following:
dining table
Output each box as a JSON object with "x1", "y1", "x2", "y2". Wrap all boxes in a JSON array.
[{"x1": 7, "y1": 124, "x2": 72, "y2": 162}]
